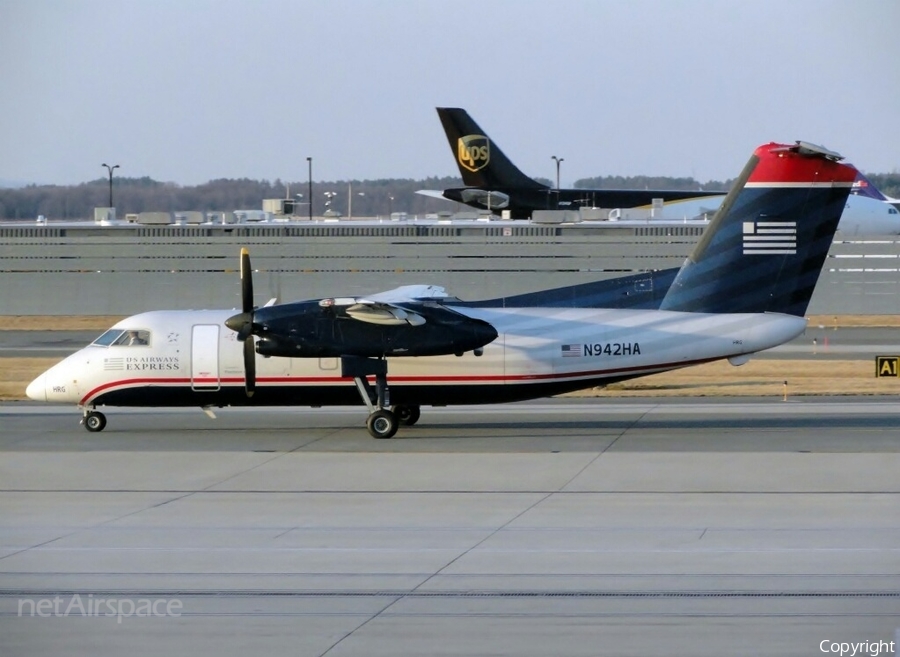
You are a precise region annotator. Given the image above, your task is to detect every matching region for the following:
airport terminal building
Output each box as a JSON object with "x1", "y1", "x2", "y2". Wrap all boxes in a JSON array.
[{"x1": 2, "y1": 214, "x2": 899, "y2": 315}]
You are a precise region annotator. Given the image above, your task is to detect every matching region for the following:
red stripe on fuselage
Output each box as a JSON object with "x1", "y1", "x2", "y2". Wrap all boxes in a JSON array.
[{"x1": 79, "y1": 355, "x2": 723, "y2": 406}]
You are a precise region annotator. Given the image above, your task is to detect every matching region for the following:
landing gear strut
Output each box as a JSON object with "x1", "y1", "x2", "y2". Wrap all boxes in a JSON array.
[
  {"x1": 342, "y1": 356, "x2": 417, "y2": 439},
  {"x1": 82, "y1": 409, "x2": 107, "y2": 432}
]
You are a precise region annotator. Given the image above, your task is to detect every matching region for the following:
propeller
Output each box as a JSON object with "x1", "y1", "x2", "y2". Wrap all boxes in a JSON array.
[
  {"x1": 224, "y1": 248, "x2": 257, "y2": 397},
  {"x1": 242, "y1": 336, "x2": 256, "y2": 397}
]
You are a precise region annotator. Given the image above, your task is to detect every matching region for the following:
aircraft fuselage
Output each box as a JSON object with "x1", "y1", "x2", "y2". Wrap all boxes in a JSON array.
[
  {"x1": 28, "y1": 307, "x2": 805, "y2": 409},
  {"x1": 442, "y1": 186, "x2": 721, "y2": 219}
]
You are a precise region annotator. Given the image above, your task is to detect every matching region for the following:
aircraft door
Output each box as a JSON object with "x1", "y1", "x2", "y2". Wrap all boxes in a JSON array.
[{"x1": 191, "y1": 324, "x2": 220, "y2": 390}]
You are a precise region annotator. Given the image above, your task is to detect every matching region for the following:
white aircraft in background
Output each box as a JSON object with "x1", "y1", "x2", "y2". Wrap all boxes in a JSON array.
[
  {"x1": 27, "y1": 141, "x2": 858, "y2": 438},
  {"x1": 635, "y1": 176, "x2": 899, "y2": 235}
]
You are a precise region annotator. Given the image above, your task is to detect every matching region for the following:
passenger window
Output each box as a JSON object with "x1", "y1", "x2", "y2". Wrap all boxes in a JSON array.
[{"x1": 113, "y1": 330, "x2": 151, "y2": 346}]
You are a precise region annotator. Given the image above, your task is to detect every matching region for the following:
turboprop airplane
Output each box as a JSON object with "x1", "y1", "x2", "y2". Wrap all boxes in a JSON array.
[
  {"x1": 422, "y1": 107, "x2": 722, "y2": 218},
  {"x1": 27, "y1": 140, "x2": 857, "y2": 438}
]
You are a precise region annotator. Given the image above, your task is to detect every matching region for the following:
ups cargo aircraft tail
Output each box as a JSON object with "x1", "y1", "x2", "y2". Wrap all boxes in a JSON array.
[
  {"x1": 28, "y1": 141, "x2": 857, "y2": 438},
  {"x1": 433, "y1": 107, "x2": 722, "y2": 219}
]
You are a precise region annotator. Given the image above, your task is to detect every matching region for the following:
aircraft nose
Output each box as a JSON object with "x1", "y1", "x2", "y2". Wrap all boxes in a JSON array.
[{"x1": 26, "y1": 372, "x2": 47, "y2": 402}]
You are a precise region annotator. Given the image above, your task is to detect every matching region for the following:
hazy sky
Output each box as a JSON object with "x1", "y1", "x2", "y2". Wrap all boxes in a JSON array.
[{"x1": 2, "y1": 0, "x2": 898, "y2": 186}]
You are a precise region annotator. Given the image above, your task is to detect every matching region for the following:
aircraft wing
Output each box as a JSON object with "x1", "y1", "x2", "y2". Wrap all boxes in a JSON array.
[
  {"x1": 227, "y1": 249, "x2": 497, "y2": 361},
  {"x1": 365, "y1": 284, "x2": 451, "y2": 303},
  {"x1": 319, "y1": 285, "x2": 454, "y2": 327},
  {"x1": 418, "y1": 187, "x2": 511, "y2": 210},
  {"x1": 415, "y1": 189, "x2": 449, "y2": 200}
]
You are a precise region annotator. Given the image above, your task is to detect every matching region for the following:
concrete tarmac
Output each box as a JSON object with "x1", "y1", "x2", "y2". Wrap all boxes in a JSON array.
[{"x1": 1, "y1": 399, "x2": 899, "y2": 656}]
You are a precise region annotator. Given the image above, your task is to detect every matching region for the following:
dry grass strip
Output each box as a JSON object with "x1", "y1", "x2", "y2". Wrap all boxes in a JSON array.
[
  {"x1": 581, "y1": 359, "x2": 896, "y2": 397},
  {"x1": 0, "y1": 358, "x2": 60, "y2": 400},
  {"x1": 0, "y1": 316, "x2": 126, "y2": 331}
]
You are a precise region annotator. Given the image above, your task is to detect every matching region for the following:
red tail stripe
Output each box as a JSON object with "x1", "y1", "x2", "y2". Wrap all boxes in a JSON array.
[{"x1": 748, "y1": 142, "x2": 857, "y2": 185}]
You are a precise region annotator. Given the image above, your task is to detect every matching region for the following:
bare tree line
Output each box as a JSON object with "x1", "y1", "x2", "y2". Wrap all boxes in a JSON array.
[{"x1": 1, "y1": 172, "x2": 897, "y2": 221}]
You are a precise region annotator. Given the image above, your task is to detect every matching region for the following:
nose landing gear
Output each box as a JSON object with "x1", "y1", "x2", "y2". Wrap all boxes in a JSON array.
[
  {"x1": 344, "y1": 357, "x2": 397, "y2": 439},
  {"x1": 343, "y1": 356, "x2": 420, "y2": 439},
  {"x1": 392, "y1": 403, "x2": 421, "y2": 426},
  {"x1": 366, "y1": 409, "x2": 398, "y2": 439},
  {"x1": 82, "y1": 409, "x2": 107, "y2": 432}
]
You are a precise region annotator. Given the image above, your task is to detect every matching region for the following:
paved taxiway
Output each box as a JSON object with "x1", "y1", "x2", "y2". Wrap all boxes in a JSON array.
[{"x1": 1, "y1": 399, "x2": 899, "y2": 656}]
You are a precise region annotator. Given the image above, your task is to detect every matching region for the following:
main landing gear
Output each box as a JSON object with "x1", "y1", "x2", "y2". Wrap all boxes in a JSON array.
[
  {"x1": 82, "y1": 409, "x2": 107, "y2": 432},
  {"x1": 342, "y1": 356, "x2": 420, "y2": 439}
]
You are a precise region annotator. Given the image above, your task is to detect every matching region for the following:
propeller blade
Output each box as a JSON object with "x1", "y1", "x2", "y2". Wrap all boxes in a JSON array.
[
  {"x1": 240, "y1": 247, "x2": 253, "y2": 314},
  {"x1": 237, "y1": 321, "x2": 254, "y2": 342},
  {"x1": 243, "y1": 336, "x2": 256, "y2": 397},
  {"x1": 227, "y1": 249, "x2": 257, "y2": 397}
]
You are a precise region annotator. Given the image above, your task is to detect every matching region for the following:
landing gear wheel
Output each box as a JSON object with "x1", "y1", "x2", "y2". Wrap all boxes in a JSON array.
[
  {"x1": 366, "y1": 409, "x2": 398, "y2": 439},
  {"x1": 83, "y1": 411, "x2": 107, "y2": 432},
  {"x1": 392, "y1": 404, "x2": 421, "y2": 426}
]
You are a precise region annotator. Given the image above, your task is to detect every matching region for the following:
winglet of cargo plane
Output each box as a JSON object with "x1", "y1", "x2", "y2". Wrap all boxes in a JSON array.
[{"x1": 660, "y1": 141, "x2": 858, "y2": 316}]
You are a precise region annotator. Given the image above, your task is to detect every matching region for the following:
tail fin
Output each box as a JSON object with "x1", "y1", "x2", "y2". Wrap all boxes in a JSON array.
[
  {"x1": 851, "y1": 171, "x2": 890, "y2": 201},
  {"x1": 660, "y1": 141, "x2": 857, "y2": 316},
  {"x1": 437, "y1": 107, "x2": 547, "y2": 190}
]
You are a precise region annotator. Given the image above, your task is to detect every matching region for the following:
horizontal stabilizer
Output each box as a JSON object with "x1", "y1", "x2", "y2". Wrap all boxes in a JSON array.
[{"x1": 771, "y1": 140, "x2": 844, "y2": 161}]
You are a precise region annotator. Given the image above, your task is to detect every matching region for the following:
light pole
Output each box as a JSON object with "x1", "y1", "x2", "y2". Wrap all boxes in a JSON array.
[
  {"x1": 101, "y1": 163, "x2": 120, "y2": 207},
  {"x1": 551, "y1": 155, "x2": 563, "y2": 190},
  {"x1": 306, "y1": 157, "x2": 313, "y2": 220},
  {"x1": 388, "y1": 195, "x2": 394, "y2": 219},
  {"x1": 324, "y1": 191, "x2": 337, "y2": 215}
]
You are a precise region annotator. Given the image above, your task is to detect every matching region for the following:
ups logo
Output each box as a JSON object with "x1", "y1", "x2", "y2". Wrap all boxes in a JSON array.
[{"x1": 457, "y1": 134, "x2": 490, "y2": 172}]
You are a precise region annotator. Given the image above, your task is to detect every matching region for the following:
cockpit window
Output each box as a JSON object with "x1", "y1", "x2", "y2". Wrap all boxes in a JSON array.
[
  {"x1": 91, "y1": 329, "x2": 124, "y2": 346},
  {"x1": 91, "y1": 329, "x2": 150, "y2": 347},
  {"x1": 114, "y1": 330, "x2": 150, "y2": 346}
]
